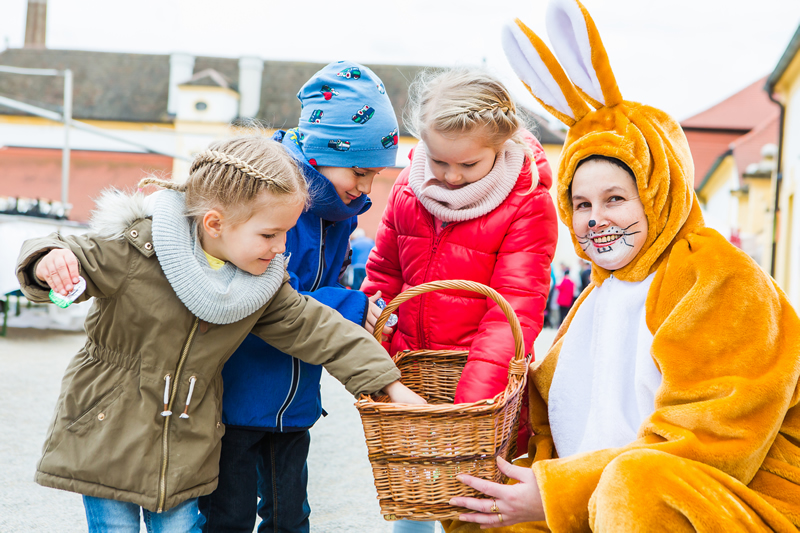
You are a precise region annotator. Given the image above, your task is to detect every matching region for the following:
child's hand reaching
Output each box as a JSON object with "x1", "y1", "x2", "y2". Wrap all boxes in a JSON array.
[
  {"x1": 35, "y1": 249, "x2": 80, "y2": 296},
  {"x1": 382, "y1": 380, "x2": 427, "y2": 404},
  {"x1": 365, "y1": 290, "x2": 394, "y2": 340}
]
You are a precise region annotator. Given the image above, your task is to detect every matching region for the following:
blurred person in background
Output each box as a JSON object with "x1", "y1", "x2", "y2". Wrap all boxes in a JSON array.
[
  {"x1": 348, "y1": 228, "x2": 374, "y2": 290},
  {"x1": 556, "y1": 265, "x2": 575, "y2": 326}
]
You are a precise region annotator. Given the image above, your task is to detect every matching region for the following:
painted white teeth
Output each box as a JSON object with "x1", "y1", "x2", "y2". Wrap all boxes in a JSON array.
[{"x1": 592, "y1": 235, "x2": 620, "y2": 244}]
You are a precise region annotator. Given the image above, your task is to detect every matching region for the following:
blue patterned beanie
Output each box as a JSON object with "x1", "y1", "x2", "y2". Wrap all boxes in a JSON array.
[{"x1": 296, "y1": 61, "x2": 399, "y2": 168}]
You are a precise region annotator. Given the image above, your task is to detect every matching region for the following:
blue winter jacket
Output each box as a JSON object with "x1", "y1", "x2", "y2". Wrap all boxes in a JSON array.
[{"x1": 220, "y1": 130, "x2": 371, "y2": 431}]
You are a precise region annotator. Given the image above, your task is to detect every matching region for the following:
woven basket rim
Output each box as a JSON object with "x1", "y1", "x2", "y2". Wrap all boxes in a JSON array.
[{"x1": 359, "y1": 280, "x2": 530, "y2": 414}]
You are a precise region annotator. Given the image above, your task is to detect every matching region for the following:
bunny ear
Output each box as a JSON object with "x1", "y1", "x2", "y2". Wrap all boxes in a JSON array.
[
  {"x1": 546, "y1": 0, "x2": 622, "y2": 108},
  {"x1": 502, "y1": 19, "x2": 591, "y2": 127}
]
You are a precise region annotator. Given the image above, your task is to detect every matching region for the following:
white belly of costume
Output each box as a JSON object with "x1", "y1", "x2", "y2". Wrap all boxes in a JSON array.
[{"x1": 548, "y1": 273, "x2": 662, "y2": 458}]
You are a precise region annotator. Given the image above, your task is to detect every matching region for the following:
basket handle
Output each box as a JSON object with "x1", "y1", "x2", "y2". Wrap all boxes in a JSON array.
[{"x1": 373, "y1": 280, "x2": 528, "y2": 376}]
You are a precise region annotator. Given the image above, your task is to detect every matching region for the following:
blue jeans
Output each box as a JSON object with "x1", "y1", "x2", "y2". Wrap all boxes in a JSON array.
[
  {"x1": 393, "y1": 520, "x2": 438, "y2": 532},
  {"x1": 198, "y1": 427, "x2": 311, "y2": 533},
  {"x1": 83, "y1": 495, "x2": 202, "y2": 533}
]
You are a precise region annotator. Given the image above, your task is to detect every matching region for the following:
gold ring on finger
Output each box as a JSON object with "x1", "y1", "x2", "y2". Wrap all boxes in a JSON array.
[{"x1": 489, "y1": 499, "x2": 499, "y2": 513}]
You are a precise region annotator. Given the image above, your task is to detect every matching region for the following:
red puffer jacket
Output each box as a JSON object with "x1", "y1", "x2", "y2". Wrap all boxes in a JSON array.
[{"x1": 363, "y1": 131, "x2": 557, "y2": 413}]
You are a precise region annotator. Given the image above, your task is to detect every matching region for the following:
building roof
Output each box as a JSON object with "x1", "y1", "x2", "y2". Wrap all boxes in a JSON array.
[
  {"x1": 0, "y1": 48, "x2": 427, "y2": 135},
  {"x1": 681, "y1": 76, "x2": 779, "y2": 132},
  {"x1": 0, "y1": 48, "x2": 569, "y2": 146},
  {"x1": 683, "y1": 129, "x2": 742, "y2": 189},
  {"x1": 730, "y1": 114, "x2": 780, "y2": 183},
  {"x1": 181, "y1": 68, "x2": 232, "y2": 89},
  {"x1": 0, "y1": 48, "x2": 172, "y2": 122},
  {"x1": 681, "y1": 75, "x2": 780, "y2": 190},
  {"x1": 695, "y1": 114, "x2": 780, "y2": 194},
  {"x1": 767, "y1": 23, "x2": 800, "y2": 92}
]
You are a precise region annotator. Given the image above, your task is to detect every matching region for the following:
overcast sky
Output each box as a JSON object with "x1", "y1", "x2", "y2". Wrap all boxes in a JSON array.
[{"x1": 2, "y1": 0, "x2": 799, "y2": 124}]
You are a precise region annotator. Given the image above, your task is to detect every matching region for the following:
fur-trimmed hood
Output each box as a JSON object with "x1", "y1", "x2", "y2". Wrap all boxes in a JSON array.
[{"x1": 89, "y1": 189, "x2": 158, "y2": 238}]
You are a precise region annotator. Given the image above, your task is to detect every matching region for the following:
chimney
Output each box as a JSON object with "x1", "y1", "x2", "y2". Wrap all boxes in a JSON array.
[
  {"x1": 24, "y1": 0, "x2": 47, "y2": 49},
  {"x1": 238, "y1": 57, "x2": 264, "y2": 119},
  {"x1": 167, "y1": 53, "x2": 195, "y2": 116}
]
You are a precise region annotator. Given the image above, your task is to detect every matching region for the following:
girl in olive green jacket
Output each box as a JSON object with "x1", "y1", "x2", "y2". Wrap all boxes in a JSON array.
[{"x1": 16, "y1": 135, "x2": 422, "y2": 532}]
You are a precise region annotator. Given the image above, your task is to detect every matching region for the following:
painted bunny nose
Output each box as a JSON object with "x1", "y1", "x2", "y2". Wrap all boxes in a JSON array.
[{"x1": 589, "y1": 220, "x2": 597, "y2": 227}]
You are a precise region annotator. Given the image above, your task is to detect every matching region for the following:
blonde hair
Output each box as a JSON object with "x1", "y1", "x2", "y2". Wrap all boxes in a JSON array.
[
  {"x1": 405, "y1": 67, "x2": 537, "y2": 175},
  {"x1": 139, "y1": 135, "x2": 308, "y2": 225}
]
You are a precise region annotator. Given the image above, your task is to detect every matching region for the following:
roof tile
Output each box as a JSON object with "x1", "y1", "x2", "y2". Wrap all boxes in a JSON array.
[{"x1": 681, "y1": 76, "x2": 779, "y2": 131}]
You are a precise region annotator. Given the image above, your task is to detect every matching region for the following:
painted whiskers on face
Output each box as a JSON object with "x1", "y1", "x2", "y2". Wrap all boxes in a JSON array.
[
  {"x1": 570, "y1": 159, "x2": 648, "y2": 271},
  {"x1": 577, "y1": 221, "x2": 643, "y2": 254}
]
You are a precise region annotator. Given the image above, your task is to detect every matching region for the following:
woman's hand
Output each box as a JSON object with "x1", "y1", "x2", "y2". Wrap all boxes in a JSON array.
[
  {"x1": 365, "y1": 290, "x2": 393, "y2": 340},
  {"x1": 382, "y1": 380, "x2": 426, "y2": 404},
  {"x1": 35, "y1": 249, "x2": 80, "y2": 296},
  {"x1": 449, "y1": 456, "x2": 545, "y2": 528}
]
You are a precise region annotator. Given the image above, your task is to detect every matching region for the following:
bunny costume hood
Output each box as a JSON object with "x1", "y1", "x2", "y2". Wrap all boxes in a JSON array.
[
  {"x1": 443, "y1": 1, "x2": 800, "y2": 532},
  {"x1": 503, "y1": 0, "x2": 703, "y2": 285}
]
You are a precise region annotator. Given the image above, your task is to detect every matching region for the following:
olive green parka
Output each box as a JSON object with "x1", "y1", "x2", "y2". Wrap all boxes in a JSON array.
[{"x1": 15, "y1": 192, "x2": 400, "y2": 512}]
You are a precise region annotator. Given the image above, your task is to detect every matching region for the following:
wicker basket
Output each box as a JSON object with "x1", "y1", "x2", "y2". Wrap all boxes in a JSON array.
[{"x1": 356, "y1": 280, "x2": 530, "y2": 521}]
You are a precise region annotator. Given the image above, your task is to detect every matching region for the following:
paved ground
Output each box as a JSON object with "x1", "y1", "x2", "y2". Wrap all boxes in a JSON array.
[{"x1": 0, "y1": 326, "x2": 556, "y2": 532}]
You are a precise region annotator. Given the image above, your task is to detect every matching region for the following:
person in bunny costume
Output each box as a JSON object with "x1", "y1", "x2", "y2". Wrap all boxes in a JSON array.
[{"x1": 442, "y1": 0, "x2": 800, "y2": 531}]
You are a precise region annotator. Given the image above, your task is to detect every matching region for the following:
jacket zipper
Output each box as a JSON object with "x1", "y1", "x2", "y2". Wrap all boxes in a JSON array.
[
  {"x1": 310, "y1": 219, "x2": 325, "y2": 291},
  {"x1": 282, "y1": 219, "x2": 326, "y2": 428},
  {"x1": 157, "y1": 316, "x2": 200, "y2": 512},
  {"x1": 417, "y1": 214, "x2": 456, "y2": 348},
  {"x1": 275, "y1": 357, "x2": 301, "y2": 431}
]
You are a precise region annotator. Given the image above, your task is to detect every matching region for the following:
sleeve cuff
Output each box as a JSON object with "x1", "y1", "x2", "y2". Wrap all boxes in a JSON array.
[
  {"x1": 360, "y1": 292, "x2": 370, "y2": 328},
  {"x1": 350, "y1": 366, "x2": 401, "y2": 398},
  {"x1": 16, "y1": 246, "x2": 66, "y2": 302}
]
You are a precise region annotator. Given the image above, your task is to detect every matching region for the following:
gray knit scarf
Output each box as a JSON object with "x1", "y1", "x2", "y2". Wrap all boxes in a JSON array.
[{"x1": 151, "y1": 190, "x2": 285, "y2": 325}]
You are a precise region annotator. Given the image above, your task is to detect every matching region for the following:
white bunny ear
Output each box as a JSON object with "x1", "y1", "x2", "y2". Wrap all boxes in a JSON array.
[
  {"x1": 502, "y1": 19, "x2": 590, "y2": 127},
  {"x1": 546, "y1": 0, "x2": 622, "y2": 108}
]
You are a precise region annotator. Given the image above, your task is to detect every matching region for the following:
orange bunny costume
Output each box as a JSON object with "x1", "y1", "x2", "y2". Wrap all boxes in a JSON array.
[{"x1": 444, "y1": 0, "x2": 800, "y2": 531}]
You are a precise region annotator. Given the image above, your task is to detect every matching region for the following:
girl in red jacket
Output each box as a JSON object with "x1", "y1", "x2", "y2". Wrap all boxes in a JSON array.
[{"x1": 362, "y1": 69, "x2": 558, "y2": 531}]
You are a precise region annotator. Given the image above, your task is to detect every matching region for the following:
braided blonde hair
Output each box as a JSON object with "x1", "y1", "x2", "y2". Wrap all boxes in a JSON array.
[
  {"x1": 139, "y1": 135, "x2": 308, "y2": 225},
  {"x1": 405, "y1": 67, "x2": 538, "y2": 191}
]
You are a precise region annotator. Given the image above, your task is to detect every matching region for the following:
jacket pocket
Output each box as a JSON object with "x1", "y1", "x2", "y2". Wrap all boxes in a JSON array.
[{"x1": 65, "y1": 384, "x2": 124, "y2": 437}]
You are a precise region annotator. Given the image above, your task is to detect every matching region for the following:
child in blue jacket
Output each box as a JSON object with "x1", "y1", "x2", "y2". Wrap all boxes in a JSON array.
[{"x1": 198, "y1": 61, "x2": 399, "y2": 532}]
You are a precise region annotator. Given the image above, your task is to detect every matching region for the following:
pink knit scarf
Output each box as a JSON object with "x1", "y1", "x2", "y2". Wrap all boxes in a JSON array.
[{"x1": 408, "y1": 140, "x2": 526, "y2": 222}]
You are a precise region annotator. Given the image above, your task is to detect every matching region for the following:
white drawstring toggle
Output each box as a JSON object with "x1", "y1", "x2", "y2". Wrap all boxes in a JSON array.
[
  {"x1": 161, "y1": 374, "x2": 172, "y2": 417},
  {"x1": 180, "y1": 376, "x2": 197, "y2": 419}
]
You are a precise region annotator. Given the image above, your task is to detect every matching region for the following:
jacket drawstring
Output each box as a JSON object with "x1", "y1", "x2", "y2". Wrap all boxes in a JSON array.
[
  {"x1": 179, "y1": 376, "x2": 197, "y2": 419},
  {"x1": 161, "y1": 374, "x2": 172, "y2": 417}
]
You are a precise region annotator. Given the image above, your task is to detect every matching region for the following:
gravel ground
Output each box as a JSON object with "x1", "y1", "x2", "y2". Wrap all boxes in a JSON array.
[{"x1": 0, "y1": 326, "x2": 556, "y2": 532}]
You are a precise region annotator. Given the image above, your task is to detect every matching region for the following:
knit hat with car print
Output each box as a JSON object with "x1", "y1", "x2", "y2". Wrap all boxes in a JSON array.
[{"x1": 296, "y1": 61, "x2": 399, "y2": 169}]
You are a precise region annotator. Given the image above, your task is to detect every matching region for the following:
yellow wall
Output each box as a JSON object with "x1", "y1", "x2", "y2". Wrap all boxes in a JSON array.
[
  {"x1": 696, "y1": 155, "x2": 736, "y2": 206},
  {"x1": 776, "y1": 171, "x2": 796, "y2": 291},
  {"x1": 696, "y1": 155, "x2": 774, "y2": 267},
  {"x1": 739, "y1": 177, "x2": 772, "y2": 236},
  {"x1": 774, "y1": 43, "x2": 800, "y2": 99},
  {"x1": 0, "y1": 114, "x2": 175, "y2": 131},
  {"x1": 773, "y1": 44, "x2": 800, "y2": 299},
  {"x1": 542, "y1": 143, "x2": 563, "y2": 202}
]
